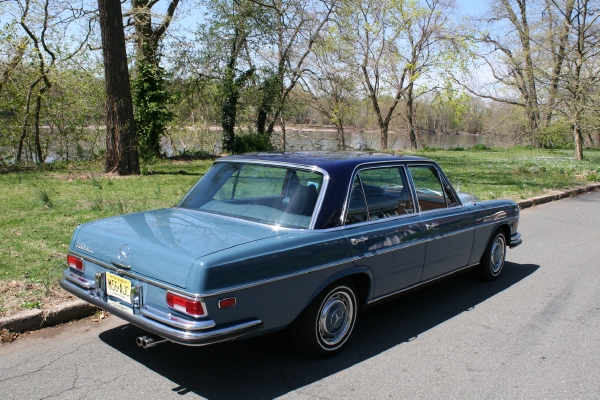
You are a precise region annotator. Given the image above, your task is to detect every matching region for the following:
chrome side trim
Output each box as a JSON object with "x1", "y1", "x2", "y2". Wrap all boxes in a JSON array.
[
  {"x1": 474, "y1": 218, "x2": 514, "y2": 229},
  {"x1": 202, "y1": 256, "x2": 357, "y2": 296},
  {"x1": 426, "y1": 226, "x2": 476, "y2": 242},
  {"x1": 63, "y1": 269, "x2": 95, "y2": 289},
  {"x1": 59, "y1": 278, "x2": 263, "y2": 346},
  {"x1": 69, "y1": 250, "x2": 355, "y2": 298},
  {"x1": 367, "y1": 262, "x2": 480, "y2": 304},
  {"x1": 353, "y1": 238, "x2": 428, "y2": 259},
  {"x1": 141, "y1": 305, "x2": 215, "y2": 331}
]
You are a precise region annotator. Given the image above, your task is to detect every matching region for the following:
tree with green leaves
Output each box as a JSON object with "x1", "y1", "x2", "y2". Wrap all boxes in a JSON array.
[
  {"x1": 555, "y1": 0, "x2": 599, "y2": 159},
  {"x1": 128, "y1": 0, "x2": 180, "y2": 160},
  {"x1": 338, "y1": 0, "x2": 459, "y2": 149},
  {"x1": 301, "y1": 35, "x2": 358, "y2": 148}
]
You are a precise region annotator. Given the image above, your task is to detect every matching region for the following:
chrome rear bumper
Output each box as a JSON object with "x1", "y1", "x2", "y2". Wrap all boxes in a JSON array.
[{"x1": 59, "y1": 277, "x2": 263, "y2": 346}]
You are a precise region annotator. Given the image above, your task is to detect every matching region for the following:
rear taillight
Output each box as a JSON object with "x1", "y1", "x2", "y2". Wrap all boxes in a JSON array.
[
  {"x1": 67, "y1": 254, "x2": 84, "y2": 273},
  {"x1": 166, "y1": 292, "x2": 205, "y2": 317}
]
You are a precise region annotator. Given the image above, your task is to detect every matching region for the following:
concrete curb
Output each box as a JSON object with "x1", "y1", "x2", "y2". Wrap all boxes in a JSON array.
[
  {"x1": 516, "y1": 183, "x2": 600, "y2": 209},
  {"x1": 1, "y1": 182, "x2": 599, "y2": 335},
  {"x1": 0, "y1": 299, "x2": 97, "y2": 333}
]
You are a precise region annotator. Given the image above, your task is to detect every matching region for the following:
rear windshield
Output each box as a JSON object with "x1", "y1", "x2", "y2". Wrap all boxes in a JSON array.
[{"x1": 178, "y1": 162, "x2": 324, "y2": 229}]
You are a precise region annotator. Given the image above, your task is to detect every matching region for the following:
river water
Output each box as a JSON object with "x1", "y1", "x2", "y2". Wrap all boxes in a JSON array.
[
  {"x1": 283, "y1": 129, "x2": 496, "y2": 151},
  {"x1": 11, "y1": 127, "x2": 497, "y2": 164}
]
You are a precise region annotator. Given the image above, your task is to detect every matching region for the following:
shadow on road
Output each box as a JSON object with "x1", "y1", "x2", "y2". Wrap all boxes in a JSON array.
[{"x1": 99, "y1": 262, "x2": 539, "y2": 399}]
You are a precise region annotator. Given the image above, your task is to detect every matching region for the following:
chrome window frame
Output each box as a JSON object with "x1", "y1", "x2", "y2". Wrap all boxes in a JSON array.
[
  {"x1": 180, "y1": 159, "x2": 330, "y2": 230},
  {"x1": 342, "y1": 163, "x2": 418, "y2": 227}
]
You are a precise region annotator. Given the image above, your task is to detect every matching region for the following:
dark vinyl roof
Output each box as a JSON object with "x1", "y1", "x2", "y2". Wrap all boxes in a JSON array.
[
  {"x1": 220, "y1": 151, "x2": 429, "y2": 171},
  {"x1": 218, "y1": 151, "x2": 435, "y2": 229}
]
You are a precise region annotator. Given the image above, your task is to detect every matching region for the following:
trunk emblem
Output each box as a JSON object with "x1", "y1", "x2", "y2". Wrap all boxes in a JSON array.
[{"x1": 118, "y1": 245, "x2": 130, "y2": 261}]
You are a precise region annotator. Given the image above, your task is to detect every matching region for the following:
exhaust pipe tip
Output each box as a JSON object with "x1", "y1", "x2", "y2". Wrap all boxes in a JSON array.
[
  {"x1": 136, "y1": 335, "x2": 167, "y2": 349},
  {"x1": 136, "y1": 336, "x2": 147, "y2": 347}
]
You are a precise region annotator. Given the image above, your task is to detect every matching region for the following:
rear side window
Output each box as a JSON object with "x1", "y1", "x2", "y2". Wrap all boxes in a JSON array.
[{"x1": 345, "y1": 166, "x2": 414, "y2": 225}]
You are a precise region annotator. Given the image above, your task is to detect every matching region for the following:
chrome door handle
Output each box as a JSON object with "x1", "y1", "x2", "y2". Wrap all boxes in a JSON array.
[
  {"x1": 351, "y1": 237, "x2": 368, "y2": 245},
  {"x1": 426, "y1": 222, "x2": 439, "y2": 230}
]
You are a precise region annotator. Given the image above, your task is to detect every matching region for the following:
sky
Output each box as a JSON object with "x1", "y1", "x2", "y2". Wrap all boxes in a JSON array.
[
  {"x1": 456, "y1": 0, "x2": 490, "y2": 15},
  {"x1": 154, "y1": 0, "x2": 494, "y2": 33}
]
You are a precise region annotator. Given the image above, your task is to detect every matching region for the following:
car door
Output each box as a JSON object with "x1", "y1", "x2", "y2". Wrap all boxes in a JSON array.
[
  {"x1": 343, "y1": 165, "x2": 427, "y2": 299},
  {"x1": 407, "y1": 164, "x2": 474, "y2": 281}
]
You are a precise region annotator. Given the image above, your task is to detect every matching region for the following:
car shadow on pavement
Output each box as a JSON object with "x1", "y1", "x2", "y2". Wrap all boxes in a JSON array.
[{"x1": 99, "y1": 261, "x2": 538, "y2": 399}]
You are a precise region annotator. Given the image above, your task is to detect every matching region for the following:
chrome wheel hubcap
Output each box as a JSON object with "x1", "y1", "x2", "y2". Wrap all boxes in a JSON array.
[
  {"x1": 490, "y1": 235, "x2": 506, "y2": 275},
  {"x1": 318, "y1": 290, "x2": 354, "y2": 346}
]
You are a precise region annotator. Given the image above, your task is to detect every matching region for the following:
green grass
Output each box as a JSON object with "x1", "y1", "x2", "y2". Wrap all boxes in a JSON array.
[
  {"x1": 1, "y1": 147, "x2": 599, "y2": 316},
  {"x1": 0, "y1": 158, "x2": 213, "y2": 315},
  {"x1": 414, "y1": 147, "x2": 600, "y2": 201}
]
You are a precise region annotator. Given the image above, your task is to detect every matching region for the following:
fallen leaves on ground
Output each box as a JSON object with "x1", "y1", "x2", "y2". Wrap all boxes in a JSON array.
[{"x1": 0, "y1": 328, "x2": 20, "y2": 344}]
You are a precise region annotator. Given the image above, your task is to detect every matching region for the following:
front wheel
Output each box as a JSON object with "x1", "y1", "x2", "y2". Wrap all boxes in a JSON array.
[
  {"x1": 475, "y1": 230, "x2": 506, "y2": 281},
  {"x1": 290, "y1": 279, "x2": 358, "y2": 358}
]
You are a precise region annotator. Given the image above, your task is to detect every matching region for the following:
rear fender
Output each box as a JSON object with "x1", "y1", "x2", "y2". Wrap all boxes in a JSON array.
[{"x1": 302, "y1": 266, "x2": 374, "y2": 311}]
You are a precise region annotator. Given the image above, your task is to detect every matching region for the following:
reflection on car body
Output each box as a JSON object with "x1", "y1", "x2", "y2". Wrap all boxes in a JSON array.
[{"x1": 60, "y1": 151, "x2": 522, "y2": 357}]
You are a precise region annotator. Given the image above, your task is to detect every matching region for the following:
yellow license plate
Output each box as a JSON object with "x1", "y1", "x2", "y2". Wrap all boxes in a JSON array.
[{"x1": 106, "y1": 272, "x2": 131, "y2": 304}]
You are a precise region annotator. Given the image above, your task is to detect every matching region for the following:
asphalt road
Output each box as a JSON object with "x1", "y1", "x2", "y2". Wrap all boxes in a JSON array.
[{"x1": 1, "y1": 191, "x2": 599, "y2": 399}]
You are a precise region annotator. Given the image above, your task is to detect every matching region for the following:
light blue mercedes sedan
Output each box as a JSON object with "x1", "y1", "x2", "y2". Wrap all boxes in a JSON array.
[{"x1": 60, "y1": 151, "x2": 522, "y2": 357}]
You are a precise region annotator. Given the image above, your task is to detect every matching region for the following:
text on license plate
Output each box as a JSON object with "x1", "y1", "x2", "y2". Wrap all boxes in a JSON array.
[{"x1": 106, "y1": 272, "x2": 131, "y2": 304}]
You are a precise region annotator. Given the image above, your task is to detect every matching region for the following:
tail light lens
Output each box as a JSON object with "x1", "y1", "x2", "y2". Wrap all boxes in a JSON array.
[
  {"x1": 166, "y1": 292, "x2": 206, "y2": 317},
  {"x1": 67, "y1": 254, "x2": 84, "y2": 273}
]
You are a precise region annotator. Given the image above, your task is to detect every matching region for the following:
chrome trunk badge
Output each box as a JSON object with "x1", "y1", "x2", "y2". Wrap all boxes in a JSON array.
[{"x1": 75, "y1": 243, "x2": 94, "y2": 254}]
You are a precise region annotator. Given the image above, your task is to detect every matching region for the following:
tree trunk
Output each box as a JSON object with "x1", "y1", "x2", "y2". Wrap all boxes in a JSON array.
[
  {"x1": 33, "y1": 92, "x2": 43, "y2": 163},
  {"x1": 98, "y1": 0, "x2": 139, "y2": 174},
  {"x1": 335, "y1": 122, "x2": 346, "y2": 150},
  {"x1": 406, "y1": 84, "x2": 417, "y2": 149},
  {"x1": 16, "y1": 78, "x2": 41, "y2": 163},
  {"x1": 280, "y1": 115, "x2": 286, "y2": 151},
  {"x1": 574, "y1": 124, "x2": 583, "y2": 160}
]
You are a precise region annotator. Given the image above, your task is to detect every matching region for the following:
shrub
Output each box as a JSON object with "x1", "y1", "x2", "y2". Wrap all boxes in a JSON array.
[
  {"x1": 422, "y1": 146, "x2": 442, "y2": 152},
  {"x1": 536, "y1": 122, "x2": 573, "y2": 149},
  {"x1": 470, "y1": 144, "x2": 492, "y2": 151},
  {"x1": 233, "y1": 130, "x2": 273, "y2": 154}
]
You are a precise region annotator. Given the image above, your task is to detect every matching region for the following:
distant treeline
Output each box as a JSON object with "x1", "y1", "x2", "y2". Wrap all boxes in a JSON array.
[{"x1": 1, "y1": 0, "x2": 598, "y2": 165}]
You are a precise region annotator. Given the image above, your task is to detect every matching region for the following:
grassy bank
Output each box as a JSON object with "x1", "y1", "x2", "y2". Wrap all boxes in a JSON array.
[
  {"x1": 1, "y1": 147, "x2": 599, "y2": 317},
  {"x1": 0, "y1": 158, "x2": 213, "y2": 316},
  {"x1": 417, "y1": 146, "x2": 600, "y2": 201}
]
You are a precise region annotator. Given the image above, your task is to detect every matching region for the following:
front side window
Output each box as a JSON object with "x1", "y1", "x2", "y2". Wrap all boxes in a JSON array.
[
  {"x1": 345, "y1": 166, "x2": 414, "y2": 225},
  {"x1": 179, "y1": 162, "x2": 324, "y2": 228},
  {"x1": 408, "y1": 165, "x2": 456, "y2": 211}
]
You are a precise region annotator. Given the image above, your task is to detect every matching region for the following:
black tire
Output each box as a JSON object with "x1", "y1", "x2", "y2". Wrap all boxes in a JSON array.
[
  {"x1": 290, "y1": 279, "x2": 358, "y2": 358},
  {"x1": 475, "y1": 229, "x2": 507, "y2": 281}
]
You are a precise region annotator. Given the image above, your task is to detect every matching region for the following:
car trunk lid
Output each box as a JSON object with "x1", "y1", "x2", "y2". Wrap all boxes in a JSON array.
[{"x1": 72, "y1": 208, "x2": 285, "y2": 288}]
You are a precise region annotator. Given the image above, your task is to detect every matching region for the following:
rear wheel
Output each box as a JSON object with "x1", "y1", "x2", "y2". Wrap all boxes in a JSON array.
[
  {"x1": 290, "y1": 279, "x2": 358, "y2": 358},
  {"x1": 475, "y1": 230, "x2": 506, "y2": 281}
]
